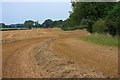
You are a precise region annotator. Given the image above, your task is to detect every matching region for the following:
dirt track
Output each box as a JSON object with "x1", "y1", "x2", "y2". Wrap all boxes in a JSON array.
[{"x1": 2, "y1": 28, "x2": 118, "y2": 78}]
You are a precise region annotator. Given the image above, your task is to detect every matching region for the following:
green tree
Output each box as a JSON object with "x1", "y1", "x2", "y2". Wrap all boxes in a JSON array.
[
  {"x1": 24, "y1": 20, "x2": 34, "y2": 29},
  {"x1": 69, "y1": 2, "x2": 116, "y2": 33},
  {"x1": 105, "y1": 4, "x2": 120, "y2": 36},
  {"x1": 53, "y1": 20, "x2": 63, "y2": 28},
  {"x1": 0, "y1": 23, "x2": 6, "y2": 28},
  {"x1": 42, "y1": 19, "x2": 53, "y2": 28}
]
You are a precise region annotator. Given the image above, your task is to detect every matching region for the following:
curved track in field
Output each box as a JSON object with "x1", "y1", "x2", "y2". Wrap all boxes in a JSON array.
[{"x1": 2, "y1": 28, "x2": 118, "y2": 78}]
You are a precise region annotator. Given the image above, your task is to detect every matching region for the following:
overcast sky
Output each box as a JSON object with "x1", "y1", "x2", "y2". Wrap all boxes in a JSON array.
[
  {"x1": 1, "y1": 1, "x2": 71, "y2": 25},
  {"x1": 1, "y1": 0, "x2": 70, "y2": 2}
]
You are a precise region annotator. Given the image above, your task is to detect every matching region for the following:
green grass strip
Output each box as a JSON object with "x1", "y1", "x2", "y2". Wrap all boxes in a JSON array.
[{"x1": 80, "y1": 34, "x2": 118, "y2": 47}]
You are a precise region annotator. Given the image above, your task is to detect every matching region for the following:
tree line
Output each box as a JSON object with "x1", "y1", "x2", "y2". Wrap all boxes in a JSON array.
[
  {"x1": 0, "y1": 19, "x2": 64, "y2": 29},
  {"x1": 65, "y1": 2, "x2": 120, "y2": 36},
  {"x1": 1, "y1": 2, "x2": 119, "y2": 36}
]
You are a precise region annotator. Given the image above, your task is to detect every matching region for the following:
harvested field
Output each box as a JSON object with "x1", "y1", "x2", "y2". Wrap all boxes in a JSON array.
[{"x1": 2, "y1": 28, "x2": 118, "y2": 78}]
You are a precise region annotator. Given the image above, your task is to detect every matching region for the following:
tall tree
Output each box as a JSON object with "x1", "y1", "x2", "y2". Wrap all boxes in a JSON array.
[
  {"x1": 69, "y1": 2, "x2": 116, "y2": 33},
  {"x1": 42, "y1": 19, "x2": 53, "y2": 28},
  {"x1": 0, "y1": 23, "x2": 6, "y2": 28},
  {"x1": 105, "y1": 4, "x2": 120, "y2": 36},
  {"x1": 24, "y1": 20, "x2": 34, "y2": 29}
]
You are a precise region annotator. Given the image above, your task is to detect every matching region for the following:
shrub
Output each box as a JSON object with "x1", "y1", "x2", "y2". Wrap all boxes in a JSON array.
[{"x1": 92, "y1": 19, "x2": 107, "y2": 34}]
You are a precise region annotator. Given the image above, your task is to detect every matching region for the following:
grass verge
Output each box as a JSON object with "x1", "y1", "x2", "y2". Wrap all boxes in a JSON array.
[{"x1": 80, "y1": 34, "x2": 118, "y2": 47}]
